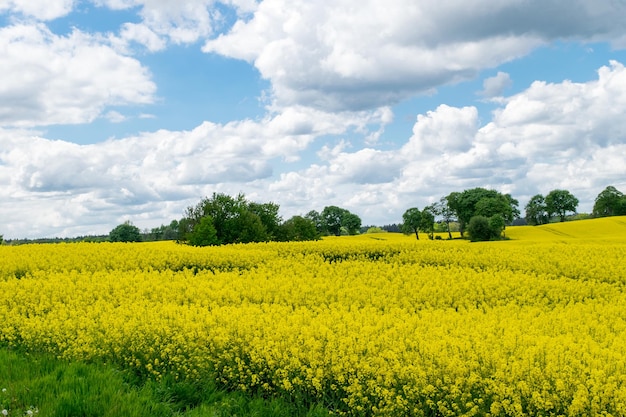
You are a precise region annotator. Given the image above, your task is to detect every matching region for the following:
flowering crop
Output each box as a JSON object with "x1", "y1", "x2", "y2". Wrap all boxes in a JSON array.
[{"x1": 1, "y1": 217, "x2": 626, "y2": 416}]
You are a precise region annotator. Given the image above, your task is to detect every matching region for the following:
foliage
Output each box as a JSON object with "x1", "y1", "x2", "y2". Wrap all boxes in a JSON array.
[
  {"x1": 401, "y1": 207, "x2": 422, "y2": 240},
  {"x1": 419, "y1": 206, "x2": 435, "y2": 239},
  {"x1": 278, "y1": 216, "x2": 321, "y2": 242},
  {"x1": 318, "y1": 206, "x2": 362, "y2": 236},
  {"x1": 593, "y1": 185, "x2": 626, "y2": 217},
  {"x1": 109, "y1": 221, "x2": 142, "y2": 242},
  {"x1": 365, "y1": 227, "x2": 386, "y2": 234},
  {"x1": 183, "y1": 193, "x2": 279, "y2": 245},
  {"x1": 546, "y1": 189, "x2": 579, "y2": 222},
  {"x1": 187, "y1": 216, "x2": 219, "y2": 247},
  {"x1": 525, "y1": 194, "x2": 549, "y2": 225},
  {"x1": 446, "y1": 188, "x2": 519, "y2": 236},
  {"x1": 467, "y1": 215, "x2": 493, "y2": 241},
  {"x1": 430, "y1": 196, "x2": 455, "y2": 239}
]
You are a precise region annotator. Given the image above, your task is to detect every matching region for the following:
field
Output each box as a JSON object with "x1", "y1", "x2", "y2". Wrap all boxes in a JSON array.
[{"x1": 2, "y1": 217, "x2": 626, "y2": 416}]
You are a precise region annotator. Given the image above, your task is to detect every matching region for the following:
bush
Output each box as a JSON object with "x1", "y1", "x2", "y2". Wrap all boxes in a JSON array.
[{"x1": 468, "y1": 216, "x2": 492, "y2": 241}]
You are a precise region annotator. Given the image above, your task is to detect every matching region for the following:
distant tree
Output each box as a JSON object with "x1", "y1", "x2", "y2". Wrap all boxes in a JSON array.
[
  {"x1": 381, "y1": 224, "x2": 402, "y2": 233},
  {"x1": 321, "y1": 206, "x2": 346, "y2": 236},
  {"x1": 187, "y1": 216, "x2": 218, "y2": 246},
  {"x1": 305, "y1": 210, "x2": 324, "y2": 233},
  {"x1": 593, "y1": 186, "x2": 625, "y2": 217},
  {"x1": 467, "y1": 215, "x2": 495, "y2": 242},
  {"x1": 545, "y1": 189, "x2": 579, "y2": 222},
  {"x1": 183, "y1": 193, "x2": 278, "y2": 244},
  {"x1": 248, "y1": 201, "x2": 282, "y2": 240},
  {"x1": 431, "y1": 196, "x2": 455, "y2": 239},
  {"x1": 318, "y1": 206, "x2": 361, "y2": 236},
  {"x1": 233, "y1": 210, "x2": 268, "y2": 243},
  {"x1": 420, "y1": 206, "x2": 436, "y2": 239},
  {"x1": 109, "y1": 221, "x2": 142, "y2": 242},
  {"x1": 447, "y1": 188, "x2": 519, "y2": 236},
  {"x1": 525, "y1": 194, "x2": 549, "y2": 226},
  {"x1": 365, "y1": 226, "x2": 386, "y2": 234},
  {"x1": 489, "y1": 214, "x2": 506, "y2": 238},
  {"x1": 342, "y1": 212, "x2": 362, "y2": 235},
  {"x1": 278, "y1": 216, "x2": 320, "y2": 241},
  {"x1": 401, "y1": 207, "x2": 422, "y2": 240}
]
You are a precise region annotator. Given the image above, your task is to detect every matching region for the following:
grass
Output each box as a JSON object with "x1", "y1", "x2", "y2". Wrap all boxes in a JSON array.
[{"x1": 0, "y1": 347, "x2": 330, "y2": 417}]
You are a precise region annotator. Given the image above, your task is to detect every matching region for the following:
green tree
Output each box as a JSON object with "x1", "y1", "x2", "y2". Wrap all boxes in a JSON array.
[
  {"x1": 278, "y1": 216, "x2": 320, "y2": 241},
  {"x1": 187, "y1": 216, "x2": 218, "y2": 246},
  {"x1": 109, "y1": 221, "x2": 142, "y2": 242},
  {"x1": 593, "y1": 186, "x2": 625, "y2": 217},
  {"x1": 248, "y1": 201, "x2": 282, "y2": 240},
  {"x1": 525, "y1": 194, "x2": 548, "y2": 225},
  {"x1": 183, "y1": 193, "x2": 276, "y2": 245},
  {"x1": 545, "y1": 189, "x2": 579, "y2": 222},
  {"x1": 304, "y1": 210, "x2": 324, "y2": 233},
  {"x1": 342, "y1": 212, "x2": 362, "y2": 235},
  {"x1": 467, "y1": 215, "x2": 492, "y2": 242},
  {"x1": 401, "y1": 207, "x2": 422, "y2": 240},
  {"x1": 321, "y1": 206, "x2": 346, "y2": 236},
  {"x1": 489, "y1": 214, "x2": 506, "y2": 238},
  {"x1": 232, "y1": 210, "x2": 268, "y2": 243},
  {"x1": 420, "y1": 206, "x2": 436, "y2": 239},
  {"x1": 447, "y1": 188, "x2": 519, "y2": 236},
  {"x1": 431, "y1": 196, "x2": 455, "y2": 239}
]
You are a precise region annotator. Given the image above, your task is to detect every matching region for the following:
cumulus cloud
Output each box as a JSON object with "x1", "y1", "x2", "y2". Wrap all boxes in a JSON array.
[
  {"x1": 203, "y1": 0, "x2": 626, "y2": 112},
  {"x1": 0, "y1": 24, "x2": 156, "y2": 127},
  {"x1": 0, "y1": 106, "x2": 385, "y2": 237},
  {"x1": 0, "y1": 0, "x2": 76, "y2": 20},
  {"x1": 267, "y1": 60, "x2": 626, "y2": 224},
  {"x1": 480, "y1": 72, "x2": 512, "y2": 98}
]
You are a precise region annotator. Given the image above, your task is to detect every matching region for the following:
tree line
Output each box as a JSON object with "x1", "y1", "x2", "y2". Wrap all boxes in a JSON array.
[{"x1": 3, "y1": 185, "x2": 624, "y2": 245}]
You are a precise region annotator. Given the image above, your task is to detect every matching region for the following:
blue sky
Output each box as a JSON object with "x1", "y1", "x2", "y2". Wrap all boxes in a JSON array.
[{"x1": 1, "y1": 1, "x2": 626, "y2": 238}]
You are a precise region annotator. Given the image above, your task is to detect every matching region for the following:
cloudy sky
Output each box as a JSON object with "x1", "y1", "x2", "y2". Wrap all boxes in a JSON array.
[{"x1": 2, "y1": 1, "x2": 626, "y2": 238}]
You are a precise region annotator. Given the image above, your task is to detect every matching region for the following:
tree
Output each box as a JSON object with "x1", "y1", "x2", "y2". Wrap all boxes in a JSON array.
[
  {"x1": 489, "y1": 214, "x2": 506, "y2": 238},
  {"x1": 321, "y1": 206, "x2": 346, "y2": 236},
  {"x1": 431, "y1": 196, "x2": 455, "y2": 239},
  {"x1": 318, "y1": 206, "x2": 361, "y2": 236},
  {"x1": 467, "y1": 214, "x2": 505, "y2": 242},
  {"x1": 278, "y1": 216, "x2": 320, "y2": 241},
  {"x1": 187, "y1": 216, "x2": 218, "y2": 246},
  {"x1": 545, "y1": 189, "x2": 579, "y2": 222},
  {"x1": 109, "y1": 221, "x2": 142, "y2": 242},
  {"x1": 305, "y1": 210, "x2": 324, "y2": 233},
  {"x1": 467, "y1": 215, "x2": 492, "y2": 242},
  {"x1": 183, "y1": 193, "x2": 279, "y2": 245},
  {"x1": 593, "y1": 186, "x2": 625, "y2": 217},
  {"x1": 447, "y1": 188, "x2": 519, "y2": 236},
  {"x1": 420, "y1": 206, "x2": 436, "y2": 239},
  {"x1": 248, "y1": 201, "x2": 282, "y2": 240},
  {"x1": 525, "y1": 194, "x2": 548, "y2": 226},
  {"x1": 342, "y1": 212, "x2": 362, "y2": 235},
  {"x1": 401, "y1": 207, "x2": 422, "y2": 240}
]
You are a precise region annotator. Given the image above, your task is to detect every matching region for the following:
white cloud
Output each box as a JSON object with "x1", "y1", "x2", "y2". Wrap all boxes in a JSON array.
[
  {"x1": 203, "y1": 0, "x2": 626, "y2": 112},
  {"x1": 119, "y1": 22, "x2": 167, "y2": 51},
  {"x1": 0, "y1": 106, "x2": 384, "y2": 238},
  {"x1": 480, "y1": 72, "x2": 512, "y2": 98},
  {"x1": 0, "y1": 24, "x2": 156, "y2": 127},
  {"x1": 0, "y1": 0, "x2": 76, "y2": 20}
]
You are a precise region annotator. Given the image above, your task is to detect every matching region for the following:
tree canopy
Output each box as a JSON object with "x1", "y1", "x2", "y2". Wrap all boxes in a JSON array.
[
  {"x1": 109, "y1": 221, "x2": 142, "y2": 242},
  {"x1": 446, "y1": 188, "x2": 519, "y2": 236},
  {"x1": 545, "y1": 189, "x2": 579, "y2": 222},
  {"x1": 593, "y1": 186, "x2": 626, "y2": 217}
]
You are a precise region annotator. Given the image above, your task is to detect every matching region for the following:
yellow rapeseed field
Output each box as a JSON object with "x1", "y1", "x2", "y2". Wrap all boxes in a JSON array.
[{"x1": 2, "y1": 217, "x2": 626, "y2": 416}]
